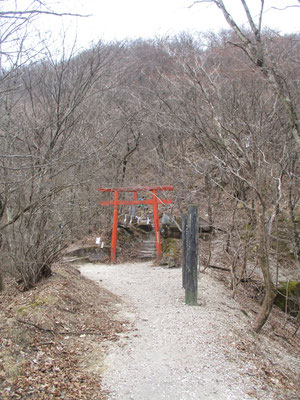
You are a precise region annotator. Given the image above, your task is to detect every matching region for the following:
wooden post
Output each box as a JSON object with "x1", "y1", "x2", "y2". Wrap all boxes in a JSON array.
[
  {"x1": 152, "y1": 190, "x2": 162, "y2": 261},
  {"x1": 182, "y1": 213, "x2": 188, "y2": 289},
  {"x1": 111, "y1": 191, "x2": 119, "y2": 263},
  {"x1": 185, "y1": 205, "x2": 199, "y2": 305}
]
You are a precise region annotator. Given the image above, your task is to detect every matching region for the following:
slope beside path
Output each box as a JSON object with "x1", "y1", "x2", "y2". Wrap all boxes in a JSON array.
[{"x1": 80, "y1": 262, "x2": 299, "y2": 400}]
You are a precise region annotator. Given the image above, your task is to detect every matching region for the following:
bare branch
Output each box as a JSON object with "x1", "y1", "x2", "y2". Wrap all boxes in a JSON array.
[
  {"x1": 0, "y1": 10, "x2": 90, "y2": 19},
  {"x1": 240, "y1": 0, "x2": 260, "y2": 35},
  {"x1": 271, "y1": 5, "x2": 300, "y2": 11}
]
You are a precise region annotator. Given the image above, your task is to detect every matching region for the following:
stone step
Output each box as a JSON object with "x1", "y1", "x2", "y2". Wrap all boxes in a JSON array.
[
  {"x1": 139, "y1": 254, "x2": 155, "y2": 259},
  {"x1": 137, "y1": 234, "x2": 156, "y2": 259}
]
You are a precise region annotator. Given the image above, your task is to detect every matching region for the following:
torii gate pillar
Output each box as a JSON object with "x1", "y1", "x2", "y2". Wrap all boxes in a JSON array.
[{"x1": 98, "y1": 186, "x2": 173, "y2": 263}]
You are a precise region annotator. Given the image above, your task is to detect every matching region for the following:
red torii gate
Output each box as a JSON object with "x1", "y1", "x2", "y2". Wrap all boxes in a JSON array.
[{"x1": 98, "y1": 185, "x2": 173, "y2": 263}]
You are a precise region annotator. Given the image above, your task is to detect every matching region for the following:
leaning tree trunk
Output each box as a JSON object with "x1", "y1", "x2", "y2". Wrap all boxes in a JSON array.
[{"x1": 252, "y1": 196, "x2": 276, "y2": 333}]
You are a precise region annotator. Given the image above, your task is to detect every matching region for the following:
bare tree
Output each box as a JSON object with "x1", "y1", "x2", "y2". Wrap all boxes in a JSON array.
[
  {"x1": 147, "y1": 31, "x2": 299, "y2": 332},
  {"x1": 0, "y1": 32, "x2": 122, "y2": 288},
  {"x1": 190, "y1": 0, "x2": 300, "y2": 147},
  {"x1": 0, "y1": 0, "x2": 122, "y2": 288}
]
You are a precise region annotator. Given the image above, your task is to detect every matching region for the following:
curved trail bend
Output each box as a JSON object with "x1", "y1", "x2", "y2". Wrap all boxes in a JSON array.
[{"x1": 80, "y1": 262, "x2": 270, "y2": 400}]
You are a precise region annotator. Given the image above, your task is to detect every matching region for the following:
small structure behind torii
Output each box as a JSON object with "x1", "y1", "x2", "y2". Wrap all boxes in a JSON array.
[{"x1": 98, "y1": 186, "x2": 173, "y2": 263}]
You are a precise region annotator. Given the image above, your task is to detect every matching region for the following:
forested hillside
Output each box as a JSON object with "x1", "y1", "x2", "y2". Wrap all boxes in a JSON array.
[
  {"x1": 0, "y1": 1, "x2": 299, "y2": 398},
  {"x1": 0, "y1": 1, "x2": 299, "y2": 333}
]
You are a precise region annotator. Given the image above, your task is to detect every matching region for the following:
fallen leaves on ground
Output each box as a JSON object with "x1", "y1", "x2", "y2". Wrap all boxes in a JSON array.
[{"x1": 0, "y1": 262, "x2": 127, "y2": 399}]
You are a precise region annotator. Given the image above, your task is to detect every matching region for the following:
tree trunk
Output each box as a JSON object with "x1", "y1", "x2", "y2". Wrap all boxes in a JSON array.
[
  {"x1": 252, "y1": 196, "x2": 276, "y2": 333},
  {"x1": 0, "y1": 272, "x2": 3, "y2": 292},
  {"x1": 205, "y1": 173, "x2": 213, "y2": 227}
]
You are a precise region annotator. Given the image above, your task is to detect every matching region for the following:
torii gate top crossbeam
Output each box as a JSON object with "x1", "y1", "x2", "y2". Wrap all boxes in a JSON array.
[{"x1": 98, "y1": 185, "x2": 173, "y2": 193}]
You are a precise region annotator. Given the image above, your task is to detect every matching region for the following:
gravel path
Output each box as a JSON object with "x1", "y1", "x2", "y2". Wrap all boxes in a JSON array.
[{"x1": 80, "y1": 262, "x2": 269, "y2": 400}]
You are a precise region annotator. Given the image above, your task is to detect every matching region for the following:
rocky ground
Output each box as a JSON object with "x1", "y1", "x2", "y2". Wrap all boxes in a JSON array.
[{"x1": 80, "y1": 261, "x2": 300, "y2": 400}]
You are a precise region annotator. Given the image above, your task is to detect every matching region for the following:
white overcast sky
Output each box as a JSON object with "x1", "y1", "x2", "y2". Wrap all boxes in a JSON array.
[{"x1": 3, "y1": 0, "x2": 300, "y2": 53}]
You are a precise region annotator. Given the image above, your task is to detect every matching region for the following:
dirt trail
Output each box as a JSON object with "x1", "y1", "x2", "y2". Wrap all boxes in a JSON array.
[{"x1": 80, "y1": 262, "x2": 285, "y2": 400}]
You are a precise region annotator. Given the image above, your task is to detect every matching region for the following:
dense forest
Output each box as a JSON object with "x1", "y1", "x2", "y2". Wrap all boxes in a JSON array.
[{"x1": 0, "y1": 1, "x2": 299, "y2": 334}]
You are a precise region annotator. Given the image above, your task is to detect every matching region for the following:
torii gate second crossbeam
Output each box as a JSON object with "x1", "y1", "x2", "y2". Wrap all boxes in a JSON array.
[{"x1": 98, "y1": 186, "x2": 173, "y2": 263}]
